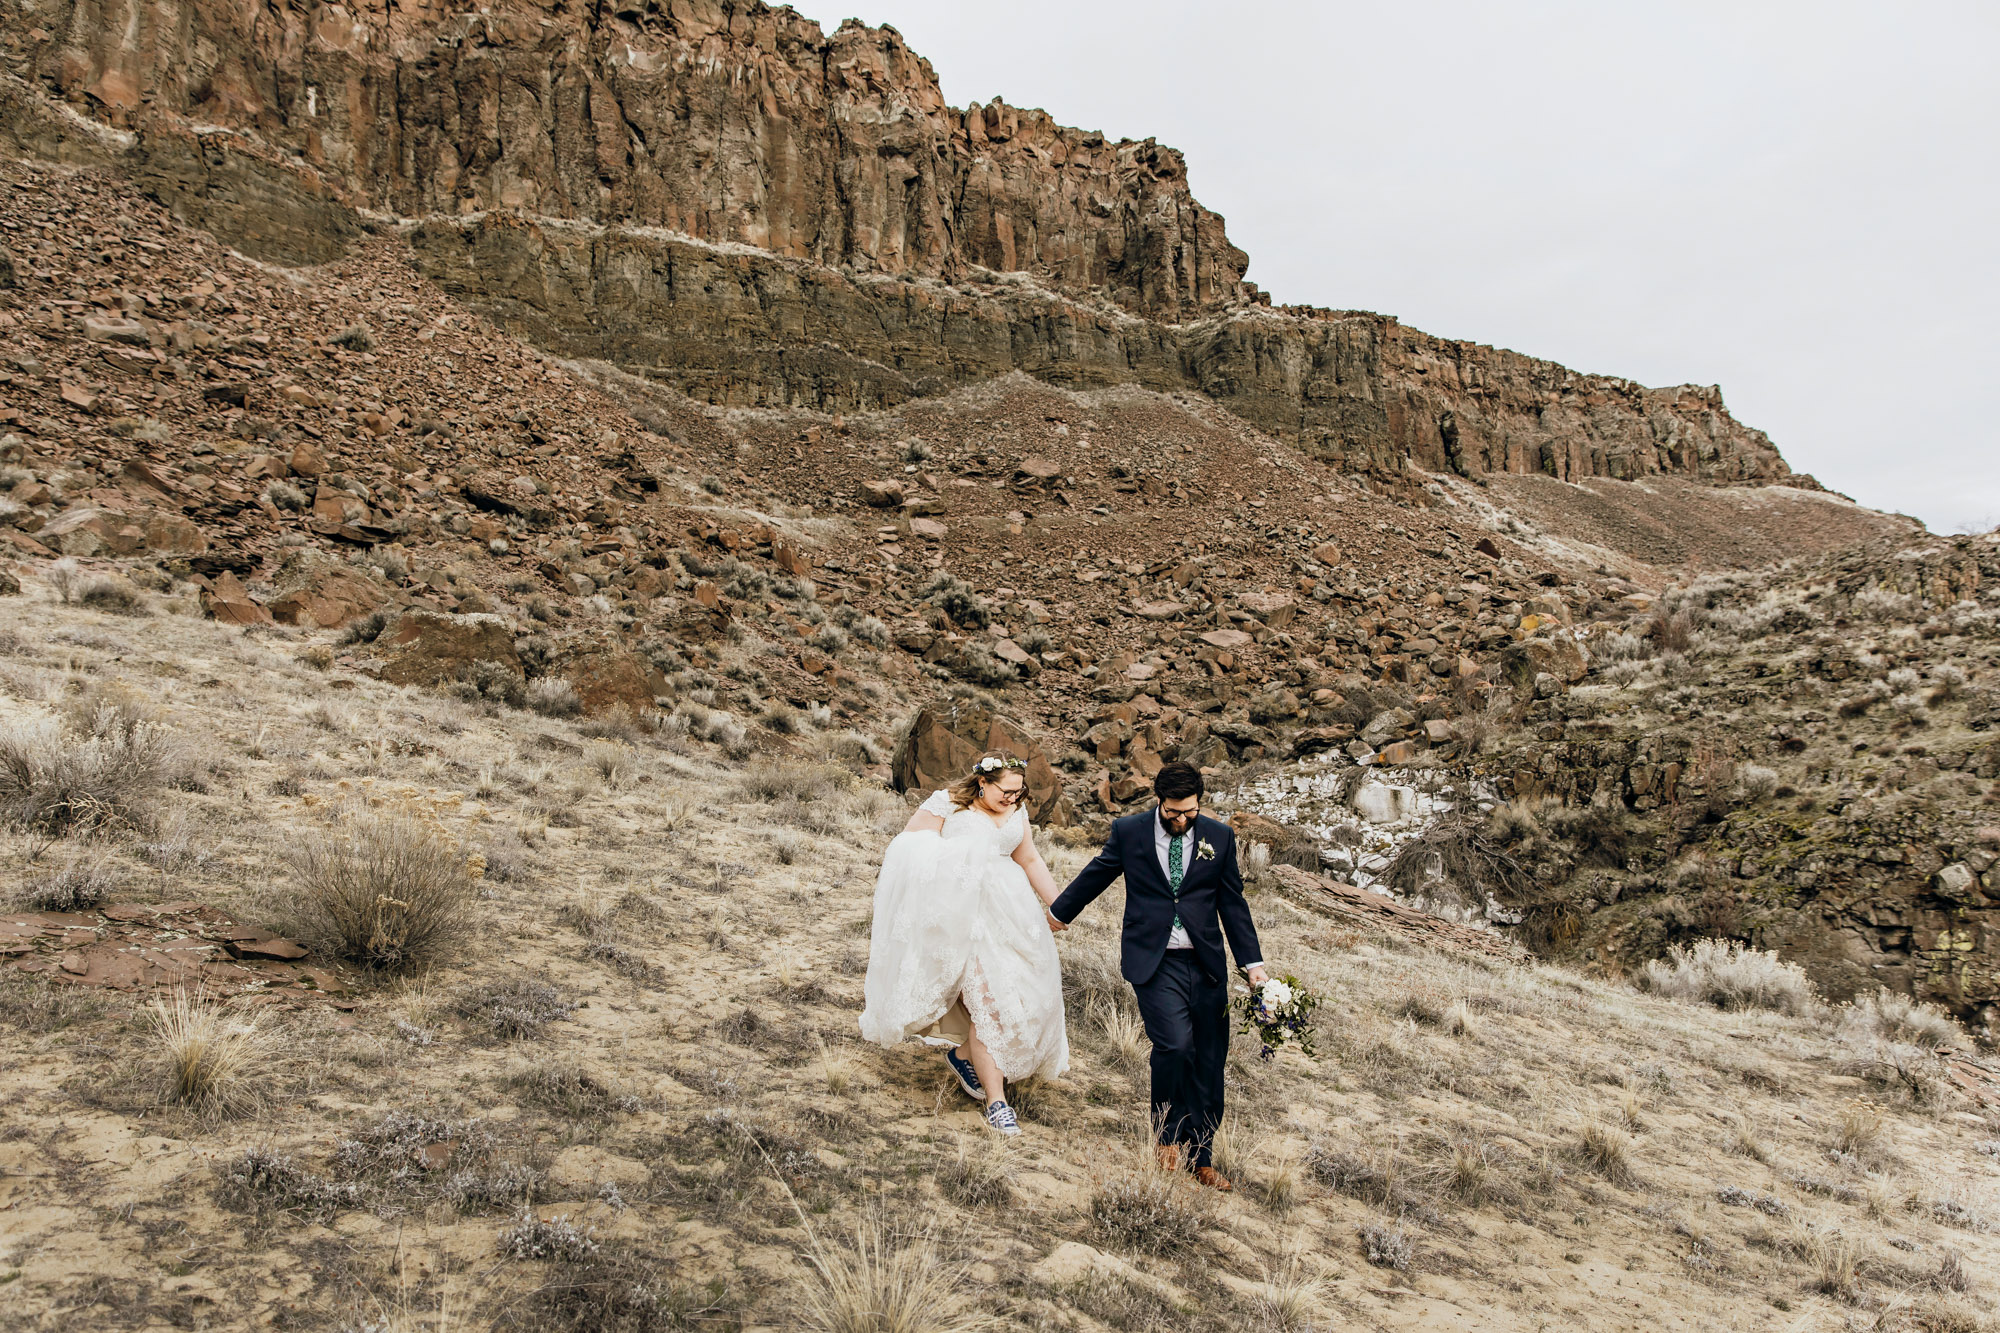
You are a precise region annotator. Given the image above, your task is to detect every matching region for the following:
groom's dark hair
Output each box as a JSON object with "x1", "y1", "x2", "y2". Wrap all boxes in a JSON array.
[{"x1": 1154, "y1": 762, "x2": 1204, "y2": 802}]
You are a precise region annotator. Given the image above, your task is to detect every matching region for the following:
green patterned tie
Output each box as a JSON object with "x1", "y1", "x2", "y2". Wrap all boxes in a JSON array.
[{"x1": 1168, "y1": 832, "x2": 1185, "y2": 934}]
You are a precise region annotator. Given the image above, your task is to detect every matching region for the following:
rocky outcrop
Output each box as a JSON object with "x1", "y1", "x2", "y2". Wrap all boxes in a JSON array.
[
  {"x1": 4, "y1": 0, "x2": 1801, "y2": 486},
  {"x1": 892, "y1": 702, "x2": 1070, "y2": 825}
]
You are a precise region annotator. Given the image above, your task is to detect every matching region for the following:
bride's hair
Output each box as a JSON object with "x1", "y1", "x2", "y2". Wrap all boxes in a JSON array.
[{"x1": 947, "y1": 750, "x2": 1027, "y2": 810}]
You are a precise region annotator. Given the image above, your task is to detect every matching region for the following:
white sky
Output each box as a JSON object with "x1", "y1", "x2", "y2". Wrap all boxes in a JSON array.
[{"x1": 852, "y1": 1, "x2": 1999, "y2": 533}]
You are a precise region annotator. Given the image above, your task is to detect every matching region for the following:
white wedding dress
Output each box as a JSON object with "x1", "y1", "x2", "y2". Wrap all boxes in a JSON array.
[{"x1": 859, "y1": 790, "x2": 1070, "y2": 1081}]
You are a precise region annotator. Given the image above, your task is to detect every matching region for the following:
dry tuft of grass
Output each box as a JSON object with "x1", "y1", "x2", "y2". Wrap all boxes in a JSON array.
[
  {"x1": 150, "y1": 988, "x2": 280, "y2": 1120},
  {"x1": 458, "y1": 976, "x2": 577, "y2": 1040},
  {"x1": 937, "y1": 1134, "x2": 1015, "y2": 1209},
  {"x1": 1833, "y1": 1096, "x2": 1887, "y2": 1159},
  {"x1": 508, "y1": 1060, "x2": 641, "y2": 1119},
  {"x1": 1573, "y1": 1121, "x2": 1637, "y2": 1186},
  {"x1": 1637, "y1": 938, "x2": 1820, "y2": 1015},
  {"x1": 21, "y1": 854, "x2": 114, "y2": 911},
  {"x1": 1094, "y1": 998, "x2": 1149, "y2": 1072},
  {"x1": 1841, "y1": 988, "x2": 1964, "y2": 1051},
  {"x1": 816, "y1": 1037, "x2": 855, "y2": 1097},
  {"x1": 1256, "y1": 1246, "x2": 1328, "y2": 1331},
  {"x1": 795, "y1": 1218, "x2": 993, "y2": 1333},
  {"x1": 280, "y1": 811, "x2": 477, "y2": 974},
  {"x1": 1087, "y1": 1133, "x2": 1213, "y2": 1257}
]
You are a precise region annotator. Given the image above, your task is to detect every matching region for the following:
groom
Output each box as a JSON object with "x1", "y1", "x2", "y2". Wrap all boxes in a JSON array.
[{"x1": 1047, "y1": 762, "x2": 1266, "y2": 1190}]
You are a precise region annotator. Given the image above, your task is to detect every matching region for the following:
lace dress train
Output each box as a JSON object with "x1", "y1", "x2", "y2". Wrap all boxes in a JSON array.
[{"x1": 858, "y1": 791, "x2": 1069, "y2": 1082}]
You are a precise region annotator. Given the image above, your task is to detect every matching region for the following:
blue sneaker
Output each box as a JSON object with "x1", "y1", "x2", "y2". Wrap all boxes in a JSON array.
[
  {"x1": 983, "y1": 1099, "x2": 1021, "y2": 1137},
  {"x1": 944, "y1": 1047, "x2": 985, "y2": 1101}
]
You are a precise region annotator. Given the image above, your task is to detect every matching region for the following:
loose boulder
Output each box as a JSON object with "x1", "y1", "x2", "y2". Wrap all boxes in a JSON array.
[
  {"x1": 376, "y1": 610, "x2": 521, "y2": 689},
  {"x1": 892, "y1": 702, "x2": 1071, "y2": 825}
]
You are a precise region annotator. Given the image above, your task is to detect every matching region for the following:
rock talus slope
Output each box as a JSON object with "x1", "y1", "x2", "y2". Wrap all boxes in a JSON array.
[{"x1": 6, "y1": 0, "x2": 1797, "y2": 486}]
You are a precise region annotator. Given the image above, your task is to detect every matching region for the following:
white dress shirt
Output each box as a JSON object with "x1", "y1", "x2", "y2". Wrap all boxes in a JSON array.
[{"x1": 1152, "y1": 815, "x2": 1260, "y2": 969}]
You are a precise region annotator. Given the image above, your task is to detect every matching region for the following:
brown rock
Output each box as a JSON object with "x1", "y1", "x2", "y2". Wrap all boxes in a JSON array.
[
  {"x1": 1505, "y1": 632, "x2": 1589, "y2": 686},
  {"x1": 224, "y1": 936, "x2": 309, "y2": 961},
  {"x1": 268, "y1": 566, "x2": 386, "y2": 629},
  {"x1": 861, "y1": 480, "x2": 906, "y2": 508},
  {"x1": 288, "y1": 442, "x2": 326, "y2": 477},
  {"x1": 1236, "y1": 592, "x2": 1297, "y2": 629},
  {"x1": 558, "y1": 646, "x2": 669, "y2": 716},
  {"x1": 907, "y1": 517, "x2": 948, "y2": 540},
  {"x1": 1310, "y1": 542, "x2": 1342, "y2": 565},
  {"x1": 1199, "y1": 628, "x2": 1254, "y2": 651},
  {"x1": 200, "y1": 571, "x2": 272, "y2": 625},
  {"x1": 377, "y1": 610, "x2": 521, "y2": 688},
  {"x1": 891, "y1": 702, "x2": 1069, "y2": 825},
  {"x1": 144, "y1": 512, "x2": 207, "y2": 556},
  {"x1": 1015, "y1": 457, "x2": 1063, "y2": 485}
]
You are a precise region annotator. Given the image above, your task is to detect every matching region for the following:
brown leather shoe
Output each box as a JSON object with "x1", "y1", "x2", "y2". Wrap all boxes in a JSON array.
[
  {"x1": 1154, "y1": 1144, "x2": 1183, "y2": 1172},
  {"x1": 1194, "y1": 1166, "x2": 1233, "y2": 1192}
]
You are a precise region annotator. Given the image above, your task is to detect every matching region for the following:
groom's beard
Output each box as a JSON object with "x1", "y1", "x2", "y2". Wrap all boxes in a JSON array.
[{"x1": 1159, "y1": 811, "x2": 1196, "y2": 836}]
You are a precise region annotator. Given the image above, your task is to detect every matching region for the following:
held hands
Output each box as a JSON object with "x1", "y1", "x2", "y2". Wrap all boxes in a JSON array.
[{"x1": 1045, "y1": 909, "x2": 1068, "y2": 934}]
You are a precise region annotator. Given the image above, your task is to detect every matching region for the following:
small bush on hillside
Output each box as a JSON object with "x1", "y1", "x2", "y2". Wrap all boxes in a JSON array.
[
  {"x1": 508, "y1": 1061, "x2": 640, "y2": 1119},
  {"x1": 459, "y1": 976, "x2": 576, "y2": 1039},
  {"x1": 921, "y1": 573, "x2": 991, "y2": 629},
  {"x1": 526, "y1": 677, "x2": 582, "y2": 717},
  {"x1": 221, "y1": 1147, "x2": 365, "y2": 1221},
  {"x1": 1087, "y1": 1156, "x2": 1209, "y2": 1257},
  {"x1": 949, "y1": 641, "x2": 1016, "y2": 688},
  {"x1": 281, "y1": 813, "x2": 477, "y2": 974},
  {"x1": 1840, "y1": 988, "x2": 1962, "y2": 1050},
  {"x1": 329, "y1": 322, "x2": 376, "y2": 352},
  {"x1": 22, "y1": 856, "x2": 113, "y2": 911},
  {"x1": 1636, "y1": 938, "x2": 1819, "y2": 1015},
  {"x1": 0, "y1": 712, "x2": 174, "y2": 834},
  {"x1": 77, "y1": 575, "x2": 146, "y2": 615}
]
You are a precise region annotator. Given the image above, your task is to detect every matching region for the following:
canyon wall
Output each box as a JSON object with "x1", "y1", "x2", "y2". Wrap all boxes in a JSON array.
[{"x1": 1, "y1": 0, "x2": 1803, "y2": 485}]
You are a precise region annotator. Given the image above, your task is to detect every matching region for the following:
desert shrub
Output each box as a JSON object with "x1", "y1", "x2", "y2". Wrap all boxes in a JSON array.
[
  {"x1": 921, "y1": 573, "x2": 991, "y2": 629},
  {"x1": 265, "y1": 480, "x2": 308, "y2": 511},
  {"x1": 459, "y1": 976, "x2": 576, "y2": 1039},
  {"x1": 47, "y1": 557, "x2": 84, "y2": 603},
  {"x1": 508, "y1": 1061, "x2": 640, "y2": 1119},
  {"x1": 1840, "y1": 988, "x2": 1962, "y2": 1050},
  {"x1": 810, "y1": 623, "x2": 849, "y2": 655},
  {"x1": 221, "y1": 1147, "x2": 365, "y2": 1221},
  {"x1": 501, "y1": 1211, "x2": 600, "y2": 1262},
  {"x1": 1382, "y1": 818, "x2": 1530, "y2": 912},
  {"x1": 527, "y1": 677, "x2": 582, "y2": 717},
  {"x1": 948, "y1": 641, "x2": 1016, "y2": 688},
  {"x1": 0, "y1": 712, "x2": 173, "y2": 834},
  {"x1": 337, "y1": 608, "x2": 390, "y2": 644},
  {"x1": 76, "y1": 575, "x2": 146, "y2": 615},
  {"x1": 21, "y1": 855, "x2": 114, "y2": 911},
  {"x1": 529, "y1": 1241, "x2": 734, "y2": 1332},
  {"x1": 1738, "y1": 764, "x2": 1780, "y2": 801},
  {"x1": 1636, "y1": 938, "x2": 1819, "y2": 1015},
  {"x1": 847, "y1": 615, "x2": 891, "y2": 649},
  {"x1": 280, "y1": 812, "x2": 478, "y2": 974},
  {"x1": 1087, "y1": 1150, "x2": 1210, "y2": 1256},
  {"x1": 1360, "y1": 1223, "x2": 1413, "y2": 1270},
  {"x1": 1571, "y1": 1122, "x2": 1637, "y2": 1186},
  {"x1": 151, "y1": 988, "x2": 279, "y2": 1120},
  {"x1": 329, "y1": 322, "x2": 376, "y2": 351}
]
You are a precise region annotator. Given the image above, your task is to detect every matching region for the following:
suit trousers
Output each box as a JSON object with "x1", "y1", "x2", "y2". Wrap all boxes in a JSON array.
[{"x1": 1131, "y1": 951, "x2": 1228, "y2": 1168}]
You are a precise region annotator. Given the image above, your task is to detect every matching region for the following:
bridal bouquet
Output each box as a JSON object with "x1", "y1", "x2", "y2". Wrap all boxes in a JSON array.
[{"x1": 1237, "y1": 975, "x2": 1321, "y2": 1062}]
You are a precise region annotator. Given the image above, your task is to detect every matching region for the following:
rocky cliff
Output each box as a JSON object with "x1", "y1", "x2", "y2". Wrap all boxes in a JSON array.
[{"x1": 2, "y1": 0, "x2": 1802, "y2": 485}]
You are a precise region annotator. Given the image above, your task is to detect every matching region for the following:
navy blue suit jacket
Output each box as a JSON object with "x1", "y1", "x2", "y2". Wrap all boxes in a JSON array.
[{"x1": 1049, "y1": 809, "x2": 1262, "y2": 986}]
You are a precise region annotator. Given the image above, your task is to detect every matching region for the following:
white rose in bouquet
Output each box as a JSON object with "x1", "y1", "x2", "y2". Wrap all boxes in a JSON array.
[{"x1": 1258, "y1": 979, "x2": 1294, "y2": 1012}]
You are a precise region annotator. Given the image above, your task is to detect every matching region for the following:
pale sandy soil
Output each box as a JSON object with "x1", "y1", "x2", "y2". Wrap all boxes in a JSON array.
[{"x1": 0, "y1": 573, "x2": 1995, "y2": 1333}]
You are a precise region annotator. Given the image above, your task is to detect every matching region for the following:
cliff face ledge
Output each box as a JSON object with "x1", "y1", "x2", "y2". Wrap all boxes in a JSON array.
[{"x1": 2, "y1": 0, "x2": 1803, "y2": 488}]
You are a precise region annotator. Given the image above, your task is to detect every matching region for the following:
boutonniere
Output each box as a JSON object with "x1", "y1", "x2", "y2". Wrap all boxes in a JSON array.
[{"x1": 1196, "y1": 838, "x2": 1216, "y2": 862}]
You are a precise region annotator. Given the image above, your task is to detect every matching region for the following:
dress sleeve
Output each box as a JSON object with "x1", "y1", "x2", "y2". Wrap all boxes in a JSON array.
[{"x1": 919, "y1": 789, "x2": 954, "y2": 817}]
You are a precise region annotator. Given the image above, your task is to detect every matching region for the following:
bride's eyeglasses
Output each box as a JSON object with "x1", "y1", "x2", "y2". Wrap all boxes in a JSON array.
[{"x1": 991, "y1": 784, "x2": 1027, "y2": 804}]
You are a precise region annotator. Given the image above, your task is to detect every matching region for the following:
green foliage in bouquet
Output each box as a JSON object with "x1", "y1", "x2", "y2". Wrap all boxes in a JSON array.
[{"x1": 1236, "y1": 974, "x2": 1321, "y2": 1061}]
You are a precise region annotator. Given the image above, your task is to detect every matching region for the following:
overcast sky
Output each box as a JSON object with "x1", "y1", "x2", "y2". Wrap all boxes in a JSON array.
[{"x1": 856, "y1": 1, "x2": 1998, "y2": 533}]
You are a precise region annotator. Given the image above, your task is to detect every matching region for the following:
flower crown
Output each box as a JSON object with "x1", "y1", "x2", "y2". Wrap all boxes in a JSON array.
[{"x1": 975, "y1": 755, "x2": 1028, "y2": 774}]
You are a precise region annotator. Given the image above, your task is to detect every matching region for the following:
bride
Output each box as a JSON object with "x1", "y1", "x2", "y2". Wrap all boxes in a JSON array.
[{"x1": 859, "y1": 752, "x2": 1069, "y2": 1136}]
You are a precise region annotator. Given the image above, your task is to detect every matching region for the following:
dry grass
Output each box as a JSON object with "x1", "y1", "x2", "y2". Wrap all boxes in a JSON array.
[
  {"x1": 149, "y1": 988, "x2": 279, "y2": 1120},
  {"x1": 1255, "y1": 1246, "x2": 1328, "y2": 1331},
  {"x1": 937, "y1": 1134, "x2": 1015, "y2": 1208},
  {"x1": 1637, "y1": 938, "x2": 1820, "y2": 1015},
  {"x1": 794, "y1": 1218, "x2": 993, "y2": 1333},
  {"x1": 0, "y1": 712, "x2": 174, "y2": 833},
  {"x1": 1087, "y1": 1129, "x2": 1213, "y2": 1257},
  {"x1": 1573, "y1": 1121, "x2": 1637, "y2": 1186},
  {"x1": 279, "y1": 810, "x2": 477, "y2": 974}
]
